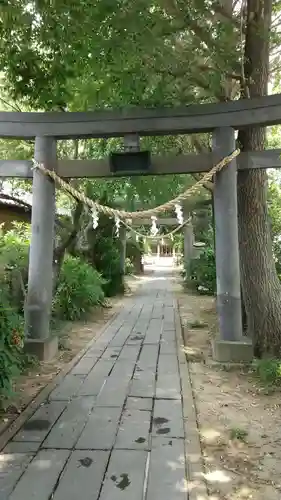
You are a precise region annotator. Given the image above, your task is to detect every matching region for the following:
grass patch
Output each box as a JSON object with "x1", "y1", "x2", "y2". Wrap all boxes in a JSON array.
[
  {"x1": 252, "y1": 358, "x2": 281, "y2": 386},
  {"x1": 229, "y1": 427, "x2": 248, "y2": 442}
]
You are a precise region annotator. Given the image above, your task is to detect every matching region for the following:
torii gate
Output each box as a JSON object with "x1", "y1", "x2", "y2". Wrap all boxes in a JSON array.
[
  {"x1": 1, "y1": 94, "x2": 281, "y2": 362},
  {"x1": 124, "y1": 217, "x2": 195, "y2": 266}
]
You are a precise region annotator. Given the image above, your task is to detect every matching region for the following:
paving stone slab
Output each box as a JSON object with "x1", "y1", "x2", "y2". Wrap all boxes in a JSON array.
[
  {"x1": 126, "y1": 336, "x2": 144, "y2": 345},
  {"x1": 52, "y1": 450, "x2": 110, "y2": 500},
  {"x1": 96, "y1": 362, "x2": 135, "y2": 407},
  {"x1": 69, "y1": 355, "x2": 99, "y2": 376},
  {"x1": 130, "y1": 365, "x2": 156, "y2": 398},
  {"x1": 151, "y1": 307, "x2": 164, "y2": 319},
  {"x1": 84, "y1": 346, "x2": 105, "y2": 358},
  {"x1": 156, "y1": 353, "x2": 181, "y2": 400},
  {"x1": 76, "y1": 406, "x2": 122, "y2": 450},
  {"x1": 125, "y1": 397, "x2": 153, "y2": 412},
  {"x1": 146, "y1": 437, "x2": 187, "y2": 500},
  {"x1": 13, "y1": 401, "x2": 66, "y2": 443},
  {"x1": 8, "y1": 449, "x2": 70, "y2": 500},
  {"x1": 164, "y1": 300, "x2": 174, "y2": 307},
  {"x1": 49, "y1": 374, "x2": 85, "y2": 401},
  {"x1": 42, "y1": 397, "x2": 95, "y2": 449},
  {"x1": 164, "y1": 308, "x2": 175, "y2": 320},
  {"x1": 152, "y1": 399, "x2": 184, "y2": 438},
  {"x1": 140, "y1": 312, "x2": 153, "y2": 321},
  {"x1": 118, "y1": 345, "x2": 141, "y2": 361},
  {"x1": 144, "y1": 319, "x2": 163, "y2": 344},
  {"x1": 115, "y1": 409, "x2": 151, "y2": 450},
  {"x1": 161, "y1": 329, "x2": 177, "y2": 342},
  {"x1": 160, "y1": 341, "x2": 177, "y2": 355},
  {"x1": 158, "y1": 351, "x2": 180, "y2": 374},
  {"x1": 95, "y1": 387, "x2": 128, "y2": 408},
  {"x1": 3, "y1": 441, "x2": 41, "y2": 453},
  {"x1": 100, "y1": 346, "x2": 122, "y2": 361},
  {"x1": 163, "y1": 321, "x2": 175, "y2": 331},
  {"x1": 131, "y1": 321, "x2": 149, "y2": 336},
  {"x1": 99, "y1": 450, "x2": 147, "y2": 500},
  {"x1": 0, "y1": 452, "x2": 34, "y2": 500},
  {"x1": 77, "y1": 360, "x2": 114, "y2": 397},
  {"x1": 109, "y1": 329, "x2": 133, "y2": 347},
  {"x1": 138, "y1": 344, "x2": 159, "y2": 371}
]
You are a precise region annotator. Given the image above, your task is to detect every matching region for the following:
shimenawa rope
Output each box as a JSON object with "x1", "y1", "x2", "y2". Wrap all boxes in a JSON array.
[{"x1": 32, "y1": 148, "x2": 240, "y2": 222}]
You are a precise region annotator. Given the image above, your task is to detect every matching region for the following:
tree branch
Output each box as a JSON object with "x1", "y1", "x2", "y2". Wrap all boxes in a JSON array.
[
  {"x1": 212, "y1": 1, "x2": 245, "y2": 32},
  {"x1": 0, "y1": 96, "x2": 22, "y2": 112}
]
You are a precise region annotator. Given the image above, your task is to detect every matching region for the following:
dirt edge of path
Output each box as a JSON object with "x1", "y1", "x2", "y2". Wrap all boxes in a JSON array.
[
  {"x1": 175, "y1": 297, "x2": 209, "y2": 500},
  {"x1": 177, "y1": 288, "x2": 281, "y2": 500}
]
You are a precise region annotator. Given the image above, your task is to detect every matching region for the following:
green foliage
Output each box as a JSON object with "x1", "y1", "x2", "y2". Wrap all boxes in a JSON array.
[
  {"x1": 93, "y1": 235, "x2": 124, "y2": 296},
  {"x1": 0, "y1": 0, "x2": 247, "y2": 109},
  {"x1": 126, "y1": 237, "x2": 144, "y2": 275},
  {"x1": 267, "y1": 174, "x2": 281, "y2": 277},
  {"x1": 0, "y1": 224, "x2": 31, "y2": 406},
  {"x1": 0, "y1": 223, "x2": 29, "y2": 267},
  {"x1": 0, "y1": 284, "x2": 24, "y2": 407},
  {"x1": 229, "y1": 427, "x2": 248, "y2": 442},
  {"x1": 0, "y1": 223, "x2": 30, "y2": 312},
  {"x1": 252, "y1": 358, "x2": 281, "y2": 386},
  {"x1": 53, "y1": 256, "x2": 105, "y2": 321},
  {"x1": 188, "y1": 245, "x2": 216, "y2": 295}
]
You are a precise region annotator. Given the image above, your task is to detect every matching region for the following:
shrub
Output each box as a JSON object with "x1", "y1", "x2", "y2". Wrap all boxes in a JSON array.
[
  {"x1": 0, "y1": 284, "x2": 24, "y2": 407},
  {"x1": 0, "y1": 223, "x2": 29, "y2": 312},
  {"x1": 126, "y1": 238, "x2": 144, "y2": 275},
  {"x1": 189, "y1": 246, "x2": 216, "y2": 295},
  {"x1": 53, "y1": 256, "x2": 105, "y2": 320},
  {"x1": 92, "y1": 235, "x2": 124, "y2": 296},
  {"x1": 0, "y1": 224, "x2": 31, "y2": 406},
  {"x1": 229, "y1": 427, "x2": 248, "y2": 442},
  {"x1": 252, "y1": 358, "x2": 281, "y2": 385}
]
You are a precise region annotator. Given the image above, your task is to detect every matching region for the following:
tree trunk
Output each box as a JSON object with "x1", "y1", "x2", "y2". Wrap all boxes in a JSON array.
[{"x1": 237, "y1": 0, "x2": 281, "y2": 357}]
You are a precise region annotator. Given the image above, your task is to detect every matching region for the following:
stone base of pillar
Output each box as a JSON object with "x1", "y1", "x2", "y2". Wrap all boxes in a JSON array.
[
  {"x1": 211, "y1": 339, "x2": 253, "y2": 363},
  {"x1": 24, "y1": 336, "x2": 58, "y2": 361}
]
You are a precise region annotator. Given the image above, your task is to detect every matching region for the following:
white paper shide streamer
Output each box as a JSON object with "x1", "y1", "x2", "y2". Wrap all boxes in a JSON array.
[
  {"x1": 175, "y1": 203, "x2": 184, "y2": 225},
  {"x1": 150, "y1": 216, "x2": 158, "y2": 236},
  {"x1": 91, "y1": 207, "x2": 99, "y2": 229},
  {"x1": 115, "y1": 215, "x2": 121, "y2": 237}
]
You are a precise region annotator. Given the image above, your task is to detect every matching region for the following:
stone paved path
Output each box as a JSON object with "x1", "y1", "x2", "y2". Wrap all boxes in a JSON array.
[{"x1": 1, "y1": 265, "x2": 193, "y2": 500}]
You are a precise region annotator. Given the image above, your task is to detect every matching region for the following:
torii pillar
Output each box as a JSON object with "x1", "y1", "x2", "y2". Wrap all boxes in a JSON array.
[
  {"x1": 119, "y1": 225, "x2": 127, "y2": 276},
  {"x1": 212, "y1": 127, "x2": 252, "y2": 362},
  {"x1": 183, "y1": 220, "x2": 194, "y2": 277},
  {"x1": 24, "y1": 137, "x2": 58, "y2": 361}
]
